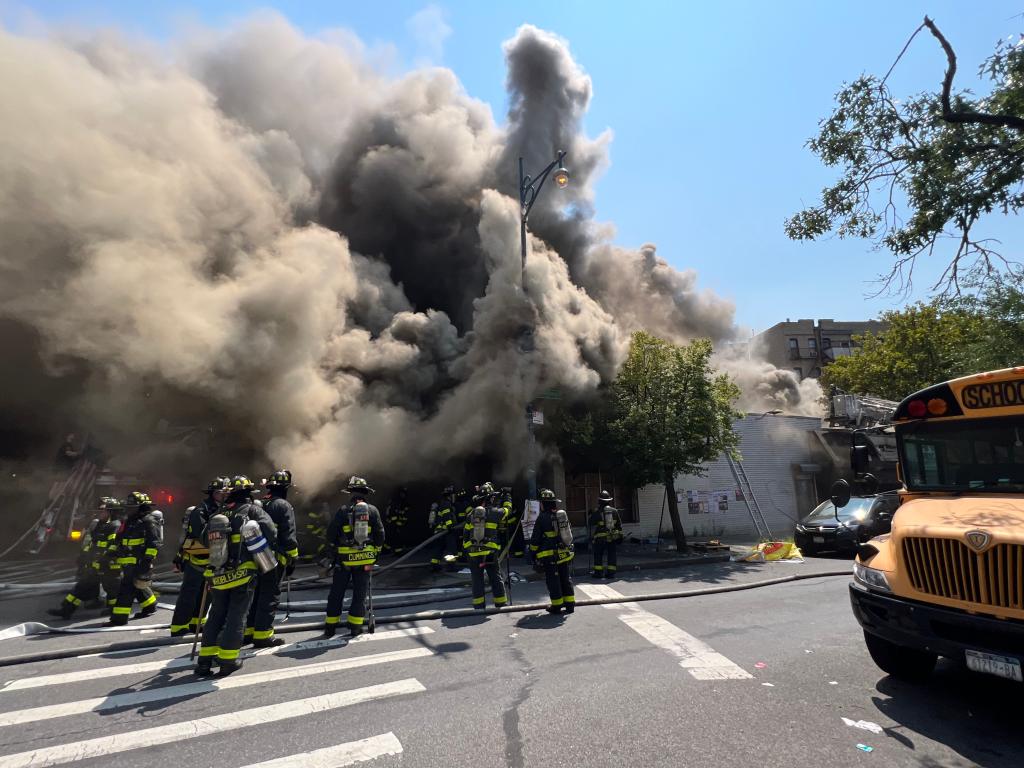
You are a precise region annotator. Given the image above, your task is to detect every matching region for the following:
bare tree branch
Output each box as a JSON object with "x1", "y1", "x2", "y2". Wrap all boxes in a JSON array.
[{"x1": 924, "y1": 16, "x2": 1024, "y2": 129}]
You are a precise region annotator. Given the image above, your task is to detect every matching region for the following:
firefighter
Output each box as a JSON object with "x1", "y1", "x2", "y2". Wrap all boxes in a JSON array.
[
  {"x1": 245, "y1": 469, "x2": 299, "y2": 647},
  {"x1": 530, "y1": 488, "x2": 575, "y2": 615},
  {"x1": 196, "y1": 475, "x2": 277, "y2": 677},
  {"x1": 429, "y1": 486, "x2": 456, "y2": 571},
  {"x1": 322, "y1": 477, "x2": 385, "y2": 638},
  {"x1": 47, "y1": 497, "x2": 122, "y2": 619},
  {"x1": 589, "y1": 490, "x2": 623, "y2": 579},
  {"x1": 462, "y1": 483, "x2": 508, "y2": 610},
  {"x1": 385, "y1": 487, "x2": 410, "y2": 555},
  {"x1": 109, "y1": 491, "x2": 163, "y2": 626},
  {"x1": 169, "y1": 477, "x2": 229, "y2": 637}
]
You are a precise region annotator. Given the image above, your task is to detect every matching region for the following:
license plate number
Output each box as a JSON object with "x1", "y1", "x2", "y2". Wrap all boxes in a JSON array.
[
  {"x1": 965, "y1": 649, "x2": 1022, "y2": 682},
  {"x1": 813, "y1": 536, "x2": 825, "y2": 544}
]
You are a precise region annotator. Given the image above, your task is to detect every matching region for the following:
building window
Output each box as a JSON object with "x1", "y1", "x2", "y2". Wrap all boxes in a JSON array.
[
  {"x1": 788, "y1": 338, "x2": 799, "y2": 359},
  {"x1": 822, "y1": 338, "x2": 832, "y2": 349},
  {"x1": 564, "y1": 472, "x2": 637, "y2": 525},
  {"x1": 808, "y1": 338, "x2": 817, "y2": 354},
  {"x1": 840, "y1": 340, "x2": 850, "y2": 348},
  {"x1": 793, "y1": 367, "x2": 803, "y2": 380}
]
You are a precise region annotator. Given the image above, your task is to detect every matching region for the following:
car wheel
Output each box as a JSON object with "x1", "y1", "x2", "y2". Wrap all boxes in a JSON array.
[{"x1": 863, "y1": 630, "x2": 937, "y2": 682}]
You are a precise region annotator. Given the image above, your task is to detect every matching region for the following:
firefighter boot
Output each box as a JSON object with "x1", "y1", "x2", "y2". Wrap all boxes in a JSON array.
[
  {"x1": 252, "y1": 637, "x2": 285, "y2": 649},
  {"x1": 323, "y1": 624, "x2": 337, "y2": 638},
  {"x1": 217, "y1": 660, "x2": 243, "y2": 677},
  {"x1": 46, "y1": 605, "x2": 74, "y2": 620},
  {"x1": 132, "y1": 606, "x2": 157, "y2": 621},
  {"x1": 194, "y1": 661, "x2": 216, "y2": 678}
]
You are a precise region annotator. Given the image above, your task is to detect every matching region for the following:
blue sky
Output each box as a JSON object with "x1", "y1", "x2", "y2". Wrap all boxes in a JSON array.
[{"x1": 5, "y1": 1, "x2": 1021, "y2": 333}]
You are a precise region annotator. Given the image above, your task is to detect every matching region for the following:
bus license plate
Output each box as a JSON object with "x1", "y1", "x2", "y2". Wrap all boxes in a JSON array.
[
  {"x1": 965, "y1": 650, "x2": 1023, "y2": 682},
  {"x1": 813, "y1": 536, "x2": 825, "y2": 544}
]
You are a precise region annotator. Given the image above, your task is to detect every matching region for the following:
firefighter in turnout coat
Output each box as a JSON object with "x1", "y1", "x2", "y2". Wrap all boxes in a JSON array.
[
  {"x1": 530, "y1": 489, "x2": 576, "y2": 614},
  {"x1": 196, "y1": 476, "x2": 277, "y2": 677},
  {"x1": 461, "y1": 483, "x2": 508, "y2": 610},
  {"x1": 323, "y1": 477, "x2": 385, "y2": 637},
  {"x1": 245, "y1": 469, "x2": 300, "y2": 647},
  {"x1": 169, "y1": 477, "x2": 230, "y2": 636},
  {"x1": 109, "y1": 492, "x2": 163, "y2": 625},
  {"x1": 48, "y1": 497, "x2": 123, "y2": 619},
  {"x1": 589, "y1": 490, "x2": 623, "y2": 579},
  {"x1": 429, "y1": 486, "x2": 456, "y2": 571}
]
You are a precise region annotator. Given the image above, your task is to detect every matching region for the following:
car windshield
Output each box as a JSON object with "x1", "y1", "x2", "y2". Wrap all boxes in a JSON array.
[
  {"x1": 899, "y1": 416, "x2": 1024, "y2": 493},
  {"x1": 804, "y1": 497, "x2": 874, "y2": 523}
]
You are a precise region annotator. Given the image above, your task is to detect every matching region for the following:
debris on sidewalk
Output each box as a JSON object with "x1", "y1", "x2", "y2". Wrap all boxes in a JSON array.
[
  {"x1": 843, "y1": 718, "x2": 883, "y2": 734},
  {"x1": 855, "y1": 744, "x2": 874, "y2": 753},
  {"x1": 733, "y1": 541, "x2": 804, "y2": 562}
]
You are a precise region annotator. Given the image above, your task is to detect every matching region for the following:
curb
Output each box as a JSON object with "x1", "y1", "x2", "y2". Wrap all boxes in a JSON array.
[{"x1": 521, "y1": 552, "x2": 731, "y2": 581}]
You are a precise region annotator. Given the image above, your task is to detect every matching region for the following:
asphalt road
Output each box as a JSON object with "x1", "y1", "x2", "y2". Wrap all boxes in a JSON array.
[{"x1": 0, "y1": 557, "x2": 1019, "y2": 768}]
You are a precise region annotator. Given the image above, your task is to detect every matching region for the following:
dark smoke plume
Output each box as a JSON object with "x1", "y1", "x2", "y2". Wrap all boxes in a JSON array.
[{"x1": 0, "y1": 17, "x2": 819, "y2": 496}]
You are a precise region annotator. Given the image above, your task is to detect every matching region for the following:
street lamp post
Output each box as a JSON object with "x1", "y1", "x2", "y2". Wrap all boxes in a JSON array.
[{"x1": 517, "y1": 151, "x2": 570, "y2": 502}]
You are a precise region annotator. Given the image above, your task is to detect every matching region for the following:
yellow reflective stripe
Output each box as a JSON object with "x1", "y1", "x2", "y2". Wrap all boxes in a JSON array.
[
  {"x1": 286, "y1": 548, "x2": 299, "y2": 558},
  {"x1": 347, "y1": 615, "x2": 364, "y2": 626},
  {"x1": 65, "y1": 594, "x2": 82, "y2": 606},
  {"x1": 325, "y1": 615, "x2": 341, "y2": 625},
  {"x1": 243, "y1": 627, "x2": 254, "y2": 637},
  {"x1": 472, "y1": 597, "x2": 485, "y2": 605},
  {"x1": 564, "y1": 595, "x2": 576, "y2": 603},
  {"x1": 230, "y1": 534, "x2": 241, "y2": 543},
  {"x1": 276, "y1": 553, "x2": 288, "y2": 566},
  {"x1": 139, "y1": 594, "x2": 157, "y2": 608},
  {"x1": 169, "y1": 623, "x2": 191, "y2": 633},
  {"x1": 144, "y1": 548, "x2": 158, "y2": 557},
  {"x1": 117, "y1": 557, "x2": 137, "y2": 565},
  {"x1": 112, "y1": 606, "x2": 131, "y2": 615},
  {"x1": 535, "y1": 549, "x2": 554, "y2": 558},
  {"x1": 253, "y1": 629, "x2": 274, "y2": 640},
  {"x1": 218, "y1": 648, "x2": 240, "y2": 661},
  {"x1": 123, "y1": 538, "x2": 145, "y2": 546},
  {"x1": 550, "y1": 597, "x2": 564, "y2": 606},
  {"x1": 199, "y1": 645, "x2": 220, "y2": 658},
  {"x1": 494, "y1": 596, "x2": 508, "y2": 605},
  {"x1": 96, "y1": 541, "x2": 108, "y2": 549}
]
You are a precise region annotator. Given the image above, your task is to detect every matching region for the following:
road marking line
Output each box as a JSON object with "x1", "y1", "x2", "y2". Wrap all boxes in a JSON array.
[
  {"x1": 576, "y1": 583, "x2": 752, "y2": 680},
  {"x1": 1, "y1": 627, "x2": 435, "y2": 692},
  {"x1": 0, "y1": 647, "x2": 432, "y2": 727},
  {"x1": 239, "y1": 732, "x2": 403, "y2": 768},
  {"x1": 0, "y1": 680, "x2": 424, "y2": 768}
]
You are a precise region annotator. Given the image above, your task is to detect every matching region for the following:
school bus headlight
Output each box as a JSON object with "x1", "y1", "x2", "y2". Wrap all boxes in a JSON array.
[
  {"x1": 853, "y1": 562, "x2": 891, "y2": 593},
  {"x1": 927, "y1": 398, "x2": 948, "y2": 416}
]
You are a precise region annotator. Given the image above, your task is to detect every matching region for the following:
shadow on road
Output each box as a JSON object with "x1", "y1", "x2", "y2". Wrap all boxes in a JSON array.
[{"x1": 872, "y1": 661, "x2": 1020, "y2": 768}]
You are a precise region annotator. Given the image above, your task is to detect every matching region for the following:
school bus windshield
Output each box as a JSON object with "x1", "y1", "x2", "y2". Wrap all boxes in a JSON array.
[{"x1": 899, "y1": 416, "x2": 1024, "y2": 492}]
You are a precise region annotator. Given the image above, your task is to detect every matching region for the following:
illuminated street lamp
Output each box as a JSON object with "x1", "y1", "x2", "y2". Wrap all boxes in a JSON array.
[{"x1": 517, "y1": 151, "x2": 569, "y2": 502}]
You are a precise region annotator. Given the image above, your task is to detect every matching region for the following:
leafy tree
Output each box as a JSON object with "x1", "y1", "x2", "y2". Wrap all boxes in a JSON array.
[
  {"x1": 819, "y1": 303, "x2": 978, "y2": 400},
  {"x1": 947, "y1": 274, "x2": 1024, "y2": 371},
  {"x1": 606, "y1": 332, "x2": 741, "y2": 551},
  {"x1": 786, "y1": 16, "x2": 1024, "y2": 292}
]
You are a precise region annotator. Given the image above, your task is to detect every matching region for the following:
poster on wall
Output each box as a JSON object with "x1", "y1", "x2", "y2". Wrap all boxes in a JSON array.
[
  {"x1": 713, "y1": 489, "x2": 730, "y2": 512},
  {"x1": 734, "y1": 488, "x2": 745, "y2": 501}
]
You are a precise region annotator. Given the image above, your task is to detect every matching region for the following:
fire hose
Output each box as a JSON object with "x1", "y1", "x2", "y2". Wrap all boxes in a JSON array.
[{"x1": 0, "y1": 570, "x2": 852, "y2": 667}]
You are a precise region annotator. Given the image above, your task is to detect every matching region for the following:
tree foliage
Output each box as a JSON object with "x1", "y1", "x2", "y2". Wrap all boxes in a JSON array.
[
  {"x1": 821, "y1": 274, "x2": 1024, "y2": 399},
  {"x1": 605, "y1": 332, "x2": 742, "y2": 550},
  {"x1": 786, "y1": 16, "x2": 1024, "y2": 292}
]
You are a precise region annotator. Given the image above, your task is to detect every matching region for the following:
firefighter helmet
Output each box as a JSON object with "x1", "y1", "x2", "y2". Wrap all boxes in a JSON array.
[
  {"x1": 125, "y1": 491, "x2": 152, "y2": 507},
  {"x1": 598, "y1": 490, "x2": 613, "y2": 503},
  {"x1": 205, "y1": 476, "x2": 231, "y2": 493},
  {"x1": 266, "y1": 469, "x2": 293, "y2": 488},
  {"x1": 345, "y1": 476, "x2": 374, "y2": 494},
  {"x1": 539, "y1": 488, "x2": 556, "y2": 500},
  {"x1": 442, "y1": 485, "x2": 455, "y2": 496},
  {"x1": 230, "y1": 475, "x2": 255, "y2": 491},
  {"x1": 99, "y1": 496, "x2": 123, "y2": 510},
  {"x1": 478, "y1": 481, "x2": 496, "y2": 496}
]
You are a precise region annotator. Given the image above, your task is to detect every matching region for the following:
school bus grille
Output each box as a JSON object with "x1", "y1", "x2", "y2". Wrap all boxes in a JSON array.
[{"x1": 902, "y1": 537, "x2": 1024, "y2": 610}]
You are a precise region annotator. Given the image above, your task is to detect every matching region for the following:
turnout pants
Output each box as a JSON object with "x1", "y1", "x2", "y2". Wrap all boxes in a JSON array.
[
  {"x1": 199, "y1": 580, "x2": 255, "y2": 667},
  {"x1": 543, "y1": 561, "x2": 575, "y2": 610},
  {"x1": 170, "y1": 561, "x2": 208, "y2": 634},
  {"x1": 110, "y1": 568, "x2": 157, "y2": 625},
  {"x1": 592, "y1": 538, "x2": 618, "y2": 576},
  {"x1": 325, "y1": 565, "x2": 370, "y2": 631},
  {"x1": 469, "y1": 557, "x2": 507, "y2": 609},
  {"x1": 246, "y1": 568, "x2": 283, "y2": 642},
  {"x1": 429, "y1": 532, "x2": 448, "y2": 569},
  {"x1": 59, "y1": 568, "x2": 101, "y2": 615}
]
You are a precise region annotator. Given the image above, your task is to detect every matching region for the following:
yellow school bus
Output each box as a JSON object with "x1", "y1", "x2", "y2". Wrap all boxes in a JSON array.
[{"x1": 845, "y1": 367, "x2": 1024, "y2": 683}]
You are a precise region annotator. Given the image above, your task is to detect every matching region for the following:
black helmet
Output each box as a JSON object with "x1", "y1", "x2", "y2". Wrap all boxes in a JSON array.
[
  {"x1": 266, "y1": 469, "x2": 293, "y2": 488},
  {"x1": 598, "y1": 490, "x2": 613, "y2": 503},
  {"x1": 442, "y1": 485, "x2": 455, "y2": 496},
  {"x1": 125, "y1": 491, "x2": 152, "y2": 508},
  {"x1": 345, "y1": 476, "x2": 374, "y2": 495},
  {"x1": 205, "y1": 476, "x2": 231, "y2": 493},
  {"x1": 99, "y1": 496, "x2": 123, "y2": 513}
]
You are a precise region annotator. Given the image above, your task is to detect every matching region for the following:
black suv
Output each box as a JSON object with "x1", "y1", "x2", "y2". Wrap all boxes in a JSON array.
[{"x1": 794, "y1": 494, "x2": 898, "y2": 555}]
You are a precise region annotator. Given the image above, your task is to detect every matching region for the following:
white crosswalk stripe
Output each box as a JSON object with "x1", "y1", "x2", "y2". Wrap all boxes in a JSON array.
[
  {"x1": 0, "y1": 680, "x2": 425, "y2": 768},
  {"x1": 0, "y1": 647, "x2": 433, "y2": 727},
  {"x1": 2, "y1": 626, "x2": 435, "y2": 692},
  {"x1": 576, "y1": 582, "x2": 752, "y2": 680},
  {"x1": 238, "y1": 732, "x2": 404, "y2": 768}
]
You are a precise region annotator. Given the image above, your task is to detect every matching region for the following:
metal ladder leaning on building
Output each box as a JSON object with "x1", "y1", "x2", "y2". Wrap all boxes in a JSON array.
[{"x1": 726, "y1": 454, "x2": 774, "y2": 540}]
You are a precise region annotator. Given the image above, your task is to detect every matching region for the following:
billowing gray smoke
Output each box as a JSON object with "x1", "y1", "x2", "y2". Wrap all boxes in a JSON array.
[{"x1": 0, "y1": 17, "x2": 819, "y2": 494}]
